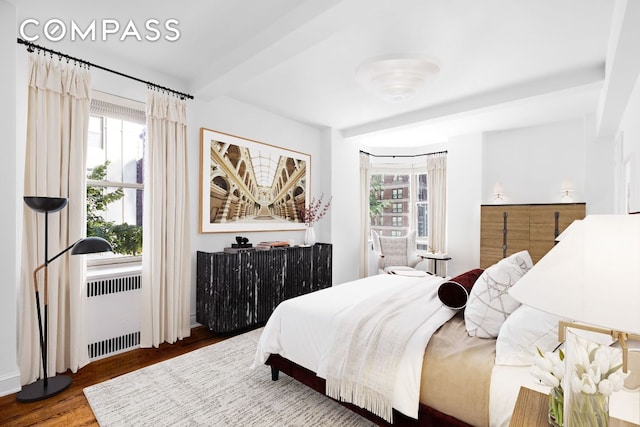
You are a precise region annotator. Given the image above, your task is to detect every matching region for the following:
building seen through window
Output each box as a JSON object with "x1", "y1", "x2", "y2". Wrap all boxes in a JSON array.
[{"x1": 369, "y1": 171, "x2": 429, "y2": 250}]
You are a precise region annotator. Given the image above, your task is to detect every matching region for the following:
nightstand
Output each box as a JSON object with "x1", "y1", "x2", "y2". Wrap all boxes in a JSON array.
[
  {"x1": 420, "y1": 253, "x2": 451, "y2": 276},
  {"x1": 509, "y1": 387, "x2": 638, "y2": 427}
]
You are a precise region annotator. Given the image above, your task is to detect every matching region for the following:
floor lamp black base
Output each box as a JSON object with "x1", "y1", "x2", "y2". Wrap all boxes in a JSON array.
[{"x1": 16, "y1": 375, "x2": 72, "y2": 402}]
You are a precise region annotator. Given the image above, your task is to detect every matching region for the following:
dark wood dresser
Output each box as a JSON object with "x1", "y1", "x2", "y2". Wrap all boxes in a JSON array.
[{"x1": 196, "y1": 243, "x2": 332, "y2": 333}]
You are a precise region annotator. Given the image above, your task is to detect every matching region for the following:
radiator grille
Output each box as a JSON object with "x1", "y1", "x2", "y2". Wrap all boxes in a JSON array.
[
  {"x1": 87, "y1": 274, "x2": 141, "y2": 297},
  {"x1": 87, "y1": 271, "x2": 142, "y2": 360},
  {"x1": 89, "y1": 331, "x2": 141, "y2": 359}
]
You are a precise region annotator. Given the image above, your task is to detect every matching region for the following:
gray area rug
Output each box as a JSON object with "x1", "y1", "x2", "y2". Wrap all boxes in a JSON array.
[{"x1": 84, "y1": 328, "x2": 374, "y2": 426}]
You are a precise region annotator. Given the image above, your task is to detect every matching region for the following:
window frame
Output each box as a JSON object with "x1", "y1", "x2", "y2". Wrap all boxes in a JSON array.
[
  {"x1": 86, "y1": 92, "x2": 145, "y2": 268},
  {"x1": 368, "y1": 162, "x2": 429, "y2": 250}
]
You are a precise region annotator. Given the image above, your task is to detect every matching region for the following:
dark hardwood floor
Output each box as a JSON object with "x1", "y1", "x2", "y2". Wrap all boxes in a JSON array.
[{"x1": 0, "y1": 326, "x2": 228, "y2": 427}]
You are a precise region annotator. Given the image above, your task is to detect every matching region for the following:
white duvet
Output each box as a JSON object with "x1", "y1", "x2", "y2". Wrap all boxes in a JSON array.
[
  {"x1": 252, "y1": 273, "x2": 640, "y2": 426},
  {"x1": 252, "y1": 273, "x2": 455, "y2": 420}
]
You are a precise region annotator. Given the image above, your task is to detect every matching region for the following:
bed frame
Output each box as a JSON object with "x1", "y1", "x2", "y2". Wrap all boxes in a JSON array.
[{"x1": 266, "y1": 354, "x2": 472, "y2": 427}]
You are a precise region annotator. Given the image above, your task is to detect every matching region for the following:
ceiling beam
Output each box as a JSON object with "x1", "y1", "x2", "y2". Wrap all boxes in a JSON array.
[
  {"x1": 190, "y1": 0, "x2": 392, "y2": 101},
  {"x1": 342, "y1": 63, "x2": 604, "y2": 139},
  {"x1": 596, "y1": 0, "x2": 640, "y2": 137}
]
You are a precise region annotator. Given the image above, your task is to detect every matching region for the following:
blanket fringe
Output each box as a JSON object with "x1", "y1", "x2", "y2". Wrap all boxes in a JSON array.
[{"x1": 327, "y1": 377, "x2": 394, "y2": 423}]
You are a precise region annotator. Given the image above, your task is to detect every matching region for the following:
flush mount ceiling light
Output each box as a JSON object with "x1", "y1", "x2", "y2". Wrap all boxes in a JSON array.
[{"x1": 356, "y1": 54, "x2": 441, "y2": 102}]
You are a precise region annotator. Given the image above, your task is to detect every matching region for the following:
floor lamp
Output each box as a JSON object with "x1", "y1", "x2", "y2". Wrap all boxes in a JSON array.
[{"x1": 16, "y1": 196, "x2": 113, "y2": 402}]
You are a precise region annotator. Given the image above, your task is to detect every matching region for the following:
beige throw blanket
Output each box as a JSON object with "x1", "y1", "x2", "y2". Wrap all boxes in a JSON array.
[
  {"x1": 421, "y1": 314, "x2": 495, "y2": 427},
  {"x1": 318, "y1": 279, "x2": 453, "y2": 423}
]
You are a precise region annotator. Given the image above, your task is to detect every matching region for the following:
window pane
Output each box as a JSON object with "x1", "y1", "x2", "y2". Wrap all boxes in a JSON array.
[
  {"x1": 416, "y1": 172, "x2": 428, "y2": 241},
  {"x1": 86, "y1": 113, "x2": 145, "y2": 261},
  {"x1": 417, "y1": 202, "x2": 428, "y2": 239},
  {"x1": 87, "y1": 185, "x2": 143, "y2": 256},
  {"x1": 88, "y1": 116, "x2": 103, "y2": 149},
  {"x1": 369, "y1": 173, "x2": 409, "y2": 237},
  {"x1": 417, "y1": 173, "x2": 428, "y2": 202}
]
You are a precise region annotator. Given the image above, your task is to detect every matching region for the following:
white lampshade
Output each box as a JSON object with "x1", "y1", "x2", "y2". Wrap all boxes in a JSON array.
[{"x1": 509, "y1": 215, "x2": 640, "y2": 336}]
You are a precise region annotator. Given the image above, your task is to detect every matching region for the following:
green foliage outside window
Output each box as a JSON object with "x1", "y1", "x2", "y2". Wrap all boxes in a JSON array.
[
  {"x1": 87, "y1": 161, "x2": 142, "y2": 256},
  {"x1": 369, "y1": 175, "x2": 389, "y2": 219}
]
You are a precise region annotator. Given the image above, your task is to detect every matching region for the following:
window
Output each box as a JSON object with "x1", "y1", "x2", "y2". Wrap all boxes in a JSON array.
[
  {"x1": 369, "y1": 169, "x2": 427, "y2": 248},
  {"x1": 369, "y1": 173, "x2": 410, "y2": 237},
  {"x1": 86, "y1": 97, "x2": 146, "y2": 264},
  {"x1": 416, "y1": 173, "x2": 429, "y2": 250}
]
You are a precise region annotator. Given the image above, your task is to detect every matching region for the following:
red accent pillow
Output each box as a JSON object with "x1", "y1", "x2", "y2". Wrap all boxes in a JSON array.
[{"x1": 437, "y1": 268, "x2": 484, "y2": 310}]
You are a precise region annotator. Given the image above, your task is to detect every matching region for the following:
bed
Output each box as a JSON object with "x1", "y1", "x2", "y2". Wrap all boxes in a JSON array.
[{"x1": 252, "y1": 251, "x2": 640, "y2": 426}]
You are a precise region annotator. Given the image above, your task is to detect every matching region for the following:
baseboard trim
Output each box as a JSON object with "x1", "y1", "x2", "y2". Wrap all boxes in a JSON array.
[{"x1": 0, "y1": 371, "x2": 21, "y2": 398}]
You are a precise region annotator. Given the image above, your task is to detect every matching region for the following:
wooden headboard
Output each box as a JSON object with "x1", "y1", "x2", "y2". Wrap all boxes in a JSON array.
[{"x1": 480, "y1": 203, "x2": 586, "y2": 268}]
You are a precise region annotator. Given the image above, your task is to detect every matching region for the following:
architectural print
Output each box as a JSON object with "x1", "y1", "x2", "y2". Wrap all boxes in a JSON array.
[{"x1": 199, "y1": 128, "x2": 310, "y2": 233}]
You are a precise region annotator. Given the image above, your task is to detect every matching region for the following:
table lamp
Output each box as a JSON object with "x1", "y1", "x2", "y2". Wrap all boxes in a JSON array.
[
  {"x1": 16, "y1": 196, "x2": 113, "y2": 402},
  {"x1": 509, "y1": 215, "x2": 640, "y2": 425},
  {"x1": 509, "y1": 214, "x2": 640, "y2": 370}
]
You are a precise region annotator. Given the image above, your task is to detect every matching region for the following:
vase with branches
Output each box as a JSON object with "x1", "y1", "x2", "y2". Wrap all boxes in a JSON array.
[{"x1": 300, "y1": 193, "x2": 332, "y2": 245}]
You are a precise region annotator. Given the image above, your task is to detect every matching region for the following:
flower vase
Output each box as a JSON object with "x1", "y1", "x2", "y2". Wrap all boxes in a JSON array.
[
  {"x1": 563, "y1": 329, "x2": 617, "y2": 427},
  {"x1": 548, "y1": 387, "x2": 564, "y2": 427},
  {"x1": 304, "y1": 226, "x2": 316, "y2": 246},
  {"x1": 565, "y1": 391, "x2": 609, "y2": 427}
]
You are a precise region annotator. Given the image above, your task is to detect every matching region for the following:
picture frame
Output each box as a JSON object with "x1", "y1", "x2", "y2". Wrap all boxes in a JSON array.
[{"x1": 199, "y1": 128, "x2": 311, "y2": 233}]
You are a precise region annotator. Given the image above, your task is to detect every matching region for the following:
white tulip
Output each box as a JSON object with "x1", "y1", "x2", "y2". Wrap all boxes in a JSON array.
[
  {"x1": 552, "y1": 363, "x2": 564, "y2": 381},
  {"x1": 594, "y1": 347, "x2": 611, "y2": 373},
  {"x1": 535, "y1": 353, "x2": 553, "y2": 372},
  {"x1": 607, "y1": 370, "x2": 626, "y2": 392},
  {"x1": 580, "y1": 372, "x2": 597, "y2": 394},
  {"x1": 598, "y1": 379, "x2": 614, "y2": 396},
  {"x1": 530, "y1": 365, "x2": 560, "y2": 388},
  {"x1": 586, "y1": 364, "x2": 602, "y2": 384}
]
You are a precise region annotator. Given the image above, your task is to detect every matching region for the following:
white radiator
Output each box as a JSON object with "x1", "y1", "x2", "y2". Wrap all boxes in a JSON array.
[{"x1": 86, "y1": 267, "x2": 142, "y2": 361}]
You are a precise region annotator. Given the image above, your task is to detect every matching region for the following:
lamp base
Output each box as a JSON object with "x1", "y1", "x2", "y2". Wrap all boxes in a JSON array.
[{"x1": 16, "y1": 375, "x2": 72, "y2": 402}]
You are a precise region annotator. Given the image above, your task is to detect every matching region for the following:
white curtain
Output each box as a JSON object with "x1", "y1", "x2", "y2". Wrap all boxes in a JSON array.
[
  {"x1": 19, "y1": 54, "x2": 92, "y2": 384},
  {"x1": 427, "y1": 153, "x2": 447, "y2": 275},
  {"x1": 359, "y1": 152, "x2": 371, "y2": 278},
  {"x1": 141, "y1": 91, "x2": 191, "y2": 347}
]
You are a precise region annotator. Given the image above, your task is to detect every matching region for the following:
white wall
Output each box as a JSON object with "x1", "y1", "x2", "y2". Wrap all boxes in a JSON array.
[
  {"x1": 446, "y1": 133, "x2": 482, "y2": 276},
  {"x1": 0, "y1": 0, "x2": 21, "y2": 397},
  {"x1": 329, "y1": 129, "x2": 361, "y2": 285},
  {"x1": 617, "y1": 74, "x2": 640, "y2": 213},
  {"x1": 189, "y1": 96, "x2": 329, "y2": 321},
  {"x1": 482, "y1": 119, "x2": 587, "y2": 205},
  {"x1": 481, "y1": 117, "x2": 615, "y2": 215},
  {"x1": 584, "y1": 116, "x2": 615, "y2": 214}
]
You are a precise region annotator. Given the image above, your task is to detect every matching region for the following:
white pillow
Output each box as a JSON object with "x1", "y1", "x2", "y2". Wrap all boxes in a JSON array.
[
  {"x1": 495, "y1": 305, "x2": 562, "y2": 366},
  {"x1": 464, "y1": 250, "x2": 533, "y2": 338}
]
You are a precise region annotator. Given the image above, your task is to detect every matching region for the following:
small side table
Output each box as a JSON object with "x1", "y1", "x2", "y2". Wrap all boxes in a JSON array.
[
  {"x1": 509, "y1": 387, "x2": 638, "y2": 427},
  {"x1": 420, "y1": 253, "x2": 451, "y2": 276}
]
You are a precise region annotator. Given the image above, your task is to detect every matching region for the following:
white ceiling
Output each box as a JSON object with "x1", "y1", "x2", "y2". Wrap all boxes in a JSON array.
[{"x1": 10, "y1": 0, "x2": 615, "y2": 147}]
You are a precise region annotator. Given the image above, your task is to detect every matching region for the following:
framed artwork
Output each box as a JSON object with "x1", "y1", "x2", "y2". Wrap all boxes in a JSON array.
[{"x1": 199, "y1": 128, "x2": 310, "y2": 233}]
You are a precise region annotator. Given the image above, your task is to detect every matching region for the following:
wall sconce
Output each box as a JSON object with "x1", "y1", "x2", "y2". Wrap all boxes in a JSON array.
[
  {"x1": 560, "y1": 179, "x2": 574, "y2": 203},
  {"x1": 493, "y1": 182, "x2": 505, "y2": 204},
  {"x1": 561, "y1": 189, "x2": 574, "y2": 203}
]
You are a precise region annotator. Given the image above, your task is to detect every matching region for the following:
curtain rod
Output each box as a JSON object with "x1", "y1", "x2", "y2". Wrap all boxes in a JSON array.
[
  {"x1": 17, "y1": 38, "x2": 194, "y2": 100},
  {"x1": 360, "y1": 149, "x2": 447, "y2": 158}
]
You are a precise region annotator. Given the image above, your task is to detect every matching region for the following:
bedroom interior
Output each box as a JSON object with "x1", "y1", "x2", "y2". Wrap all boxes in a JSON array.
[{"x1": 1, "y1": 0, "x2": 640, "y2": 426}]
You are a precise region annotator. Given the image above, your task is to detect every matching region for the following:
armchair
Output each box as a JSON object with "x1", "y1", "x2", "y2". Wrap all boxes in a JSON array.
[{"x1": 370, "y1": 230, "x2": 427, "y2": 274}]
